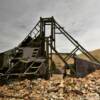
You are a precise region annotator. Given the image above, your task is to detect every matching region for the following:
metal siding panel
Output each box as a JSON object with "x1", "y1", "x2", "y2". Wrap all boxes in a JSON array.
[{"x1": 75, "y1": 57, "x2": 100, "y2": 77}]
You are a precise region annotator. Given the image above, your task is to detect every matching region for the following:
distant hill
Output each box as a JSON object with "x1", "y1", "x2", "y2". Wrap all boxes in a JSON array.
[
  {"x1": 79, "y1": 49, "x2": 100, "y2": 61},
  {"x1": 52, "y1": 49, "x2": 100, "y2": 68}
]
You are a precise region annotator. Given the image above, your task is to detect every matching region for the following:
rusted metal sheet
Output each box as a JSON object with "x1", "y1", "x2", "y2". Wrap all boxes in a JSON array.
[{"x1": 75, "y1": 57, "x2": 100, "y2": 77}]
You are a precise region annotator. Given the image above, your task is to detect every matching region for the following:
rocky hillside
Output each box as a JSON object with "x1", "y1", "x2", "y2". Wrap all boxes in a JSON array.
[
  {"x1": 51, "y1": 49, "x2": 100, "y2": 68},
  {"x1": 79, "y1": 49, "x2": 100, "y2": 61}
]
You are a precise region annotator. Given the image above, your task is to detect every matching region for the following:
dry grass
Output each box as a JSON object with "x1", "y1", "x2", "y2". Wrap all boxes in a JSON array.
[
  {"x1": 52, "y1": 49, "x2": 100, "y2": 68},
  {"x1": 79, "y1": 49, "x2": 100, "y2": 61},
  {"x1": 52, "y1": 54, "x2": 74, "y2": 68}
]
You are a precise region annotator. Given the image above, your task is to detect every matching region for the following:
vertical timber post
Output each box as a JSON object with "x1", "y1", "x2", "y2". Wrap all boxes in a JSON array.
[
  {"x1": 53, "y1": 17, "x2": 56, "y2": 50},
  {"x1": 40, "y1": 17, "x2": 45, "y2": 56},
  {"x1": 50, "y1": 17, "x2": 54, "y2": 76},
  {"x1": 45, "y1": 37, "x2": 50, "y2": 79}
]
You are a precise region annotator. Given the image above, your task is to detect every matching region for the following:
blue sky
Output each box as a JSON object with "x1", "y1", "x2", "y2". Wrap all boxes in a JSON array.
[{"x1": 0, "y1": 0, "x2": 100, "y2": 52}]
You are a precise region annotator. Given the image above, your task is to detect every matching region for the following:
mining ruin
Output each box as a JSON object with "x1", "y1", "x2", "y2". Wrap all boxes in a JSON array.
[{"x1": 0, "y1": 17, "x2": 100, "y2": 82}]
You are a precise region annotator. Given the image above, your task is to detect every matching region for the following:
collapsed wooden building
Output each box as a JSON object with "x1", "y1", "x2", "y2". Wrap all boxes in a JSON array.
[{"x1": 0, "y1": 17, "x2": 100, "y2": 81}]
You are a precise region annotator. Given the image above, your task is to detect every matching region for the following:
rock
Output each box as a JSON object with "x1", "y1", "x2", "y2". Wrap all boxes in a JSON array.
[
  {"x1": 52, "y1": 94, "x2": 58, "y2": 99},
  {"x1": 47, "y1": 86, "x2": 59, "y2": 93},
  {"x1": 86, "y1": 93, "x2": 100, "y2": 100},
  {"x1": 59, "y1": 80, "x2": 64, "y2": 88},
  {"x1": 0, "y1": 70, "x2": 100, "y2": 100}
]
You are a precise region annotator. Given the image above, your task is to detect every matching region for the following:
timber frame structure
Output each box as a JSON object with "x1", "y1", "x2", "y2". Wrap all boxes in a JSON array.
[{"x1": 0, "y1": 16, "x2": 100, "y2": 81}]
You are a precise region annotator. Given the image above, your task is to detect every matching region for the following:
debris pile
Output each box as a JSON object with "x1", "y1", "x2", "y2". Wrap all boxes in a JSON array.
[{"x1": 0, "y1": 70, "x2": 100, "y2": 100}]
